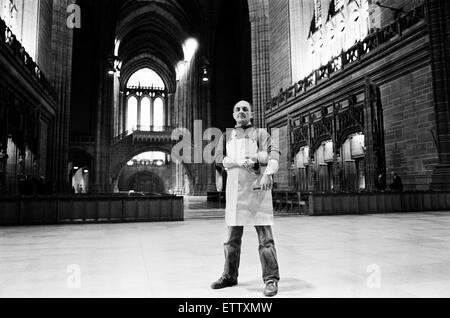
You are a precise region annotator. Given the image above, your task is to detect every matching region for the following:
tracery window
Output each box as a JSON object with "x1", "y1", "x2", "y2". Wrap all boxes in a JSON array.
[
  {"x1": 127, "y1": 96, "x2": 138, "y2": 132},
  {"x1": 127, "y1": 68, "x2": 165, "y2": 89},
  {"x1": 153, "y1": 98, "x2": 164, "y2": 131},
  {"x1": 314, "y1": 0, "x2": 322, "y2": 28},
  {"x1": 334, "y1": 0, "x2": 344, "y2": 11},
  {"x1": 307, "y1": 0, "x2": 370, "y2": 75},
  {"x1": 0, "y1": 0, "x2": 17, "y2": 31},
  {"x1": 124, "y1": 68, "x2": 167, "y2": 133},
  {"x1": 141, "y1": 97, "x2": 151, "y2": 130}
]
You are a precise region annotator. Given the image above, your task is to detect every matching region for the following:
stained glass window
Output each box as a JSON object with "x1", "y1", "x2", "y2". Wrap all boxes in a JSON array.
[
  {"x1": 335, "y1": 0, "x2": 344, "y2": 11},
  {"x1": 314, "y1": 0, "x2": 322, "y2": 27}
]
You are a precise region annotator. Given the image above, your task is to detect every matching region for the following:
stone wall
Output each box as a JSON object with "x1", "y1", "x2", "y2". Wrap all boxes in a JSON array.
[
  {"x1": 380, "y1": 65, "x2": 437, "y2": 190},
  {"x1": 269, "y1": 0, "x2": 292, "y2": 97},
  {"x1": 270, "y1": 0, "x2": 427, "y2": 88},
  {"x1": 48, "y1": 0, "x2": 74, "y2": 192},
  {"x1": 37, "y1": 0, "x2": 53, "y2": 76},
  {"x1": 273, "y1": 125, "x2": 290, "y2": 190},
  {"x1": 266, "y1": 21, "x2": 436, "y2": 191}
]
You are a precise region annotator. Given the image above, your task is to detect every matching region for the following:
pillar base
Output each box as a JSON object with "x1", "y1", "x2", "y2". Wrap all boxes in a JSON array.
[
  {"x1": 206, "y1": 167, "x2": 217, "y2": 193},
  {"x1": 430, "y1": 164, "x2": 450, "y2": 190}
]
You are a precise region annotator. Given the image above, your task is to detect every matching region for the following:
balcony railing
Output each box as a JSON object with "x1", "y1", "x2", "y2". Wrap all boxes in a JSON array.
[
  {"x1": 0, "y1": 17, "x2": 56, "y2": 100},
  {"x1": 265, "y1": 4, "x2": 426, "y2": 113},
  {"x1": 112, "y1": 125, "x2": 176, "y2": 144},
  {"x1": 127, "y1": 85, "x2": 165, "y2": 91},
  {"x1": 126, "y1": 86, "x2": 166, "y2": 97}
]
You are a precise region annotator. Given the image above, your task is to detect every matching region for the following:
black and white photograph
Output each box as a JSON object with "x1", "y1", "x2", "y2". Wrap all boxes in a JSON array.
[{"x1": 0, "y1": 0, "x2": 450, "y2": 306}]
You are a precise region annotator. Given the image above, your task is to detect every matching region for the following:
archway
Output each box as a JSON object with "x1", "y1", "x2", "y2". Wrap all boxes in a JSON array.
[
  {"x1": 313, "y1": 140, "x2": 334, "y2": 191},
  {"x1": 340, "y1": 132, "x2": 366, "y2": 191},
  {"x1": 127, "y1": 171, "x2": 166, "y2": 194},
  {"x1": 68, "y1": 148, "x2": 94, "y2": 194},
  {"x1": 120, "y1": 68, "x2": 168, "y2": 135},
  {"x1": 294, "y1": 146, "x2": 310, "y2": 191},
  {"x1": 112, "y1": 148, "x2": 194, "y2": 196}
]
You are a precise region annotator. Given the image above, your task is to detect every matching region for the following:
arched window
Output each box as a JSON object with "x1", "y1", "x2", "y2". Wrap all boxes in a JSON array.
[
  {"x1": 154, "y1": 97, "x2": 164, "y2": 131},
  {"x1": 127, "y1": 68, "x2": 165, "y2": 89},
  {"x1": 141, "y1": 97, "x2": 151, "y2": 130},
  {"x1": 126, "y1": 151, "x2": 168, "y2": 167},
  {"x1": 127, "y1": 96, "x2": 137, "y2": 132},
  {"x1": 123, "y1": 68, "x2": 166, "y2": 133}
]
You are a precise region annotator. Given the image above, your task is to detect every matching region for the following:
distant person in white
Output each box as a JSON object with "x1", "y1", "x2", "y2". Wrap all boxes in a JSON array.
[{"x1": 212, "y1": 100, "x2": 280, "y2": 297}]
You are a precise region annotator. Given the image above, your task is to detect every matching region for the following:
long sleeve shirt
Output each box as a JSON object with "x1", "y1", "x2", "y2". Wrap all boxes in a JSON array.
[{"x1": 215, "y1": 126, "x2": 280, "y2": 175}]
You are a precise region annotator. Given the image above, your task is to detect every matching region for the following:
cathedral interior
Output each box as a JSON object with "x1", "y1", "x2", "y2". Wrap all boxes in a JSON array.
[
  {"x1": 1, "y1": 0, "x2": 450, "y2": 299},
  {"x1": 1, "y1": 0, "x2": 450, "y2": 197},
  {"x1": 1, "y1": 0, "x2": 449, "y2": 200}
]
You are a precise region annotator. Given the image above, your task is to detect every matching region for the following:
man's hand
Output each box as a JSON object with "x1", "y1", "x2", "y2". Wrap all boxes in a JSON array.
[
  {"x1": 239, "y1": 159, "x2": 255, "y2": 170},
  {"x1": 260, "y1": 174, "x2": 273, "y2": 191}
]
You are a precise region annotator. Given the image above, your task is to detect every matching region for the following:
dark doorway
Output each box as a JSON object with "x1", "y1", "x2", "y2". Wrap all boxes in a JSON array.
[{"x1": 128, "y1": 172, "x2": 165, "y2": 194}]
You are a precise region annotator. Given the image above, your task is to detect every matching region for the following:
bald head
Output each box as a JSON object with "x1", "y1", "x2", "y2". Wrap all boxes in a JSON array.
[
  {"x1": 234, "y1": 100, "x2": 252, "y2": 112},
  {"x1": 233, "y1": 100, "x2": 253, "y2": 127}
]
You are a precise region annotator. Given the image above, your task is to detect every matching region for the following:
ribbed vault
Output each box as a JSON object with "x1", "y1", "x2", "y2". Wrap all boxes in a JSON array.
[{"x1": 115, "y1": 0, "x2": 202, "y2": 89}]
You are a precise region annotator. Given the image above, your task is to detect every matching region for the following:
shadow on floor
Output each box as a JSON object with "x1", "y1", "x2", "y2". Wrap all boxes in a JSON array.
[{"x1": 239, "y1": 277, "x2": 315, "y2": 296}]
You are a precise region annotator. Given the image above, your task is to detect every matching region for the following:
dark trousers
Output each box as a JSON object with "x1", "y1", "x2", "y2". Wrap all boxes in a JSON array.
[{"x1": 222, "y1": 226, "x2": 280, "y2": 283}]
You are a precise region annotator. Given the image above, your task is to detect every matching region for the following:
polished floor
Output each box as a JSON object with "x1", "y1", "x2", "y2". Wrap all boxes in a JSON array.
[{"x1": 1, "y1": 206, "x2": 450, "y2": 298}]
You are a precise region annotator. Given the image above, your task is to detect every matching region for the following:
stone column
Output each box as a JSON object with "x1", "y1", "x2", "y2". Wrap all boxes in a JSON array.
[
  {"x1": 91, "y1": 1, "x2": 116, "y2": 193},
  {"x1": 168, "y1": 93, "x2": 175, "y2": 127},
  {"x1": 118, "y1": 90, "x2": 124, "y2": 135},
  {"x1": 332, "y1": 104, "x2": 342, "y2": 192},
  {"x1": 363, "y1": 79, "x2": 378, "y2": 192},
  {"x1": 90, "y1": 73, "x2": 105, "y2": 193},
  {"x1": 137, "y1": 96, "x2": 141, "y2": 130},
  {"x1": 150, "y1": 97, "x2": 154, "y2": 129},
  {"x1": 426, "y1": 0, "x2": 450, "y2": 190},
  {"x1": 248, "y1": 0, "x2": 271, "y2": 128},
  {"x1": 122, "y1": 92, "x2": 127, "y2": 134},
  {"x1": 0, "y1": 87, "x2": 8, "y2": 194},
  {"x1": 48, "y1": 0, "x2": 74, "y2": 193},
  {"x1": 173, "y1": 161, "x2": 184, "y2": 194},
  {"x1": 113, "y1": 75, "x2": 120, "y2": 137},
  {"x1": 91, "y1": 64, "x2": 115, "y2": 193}
]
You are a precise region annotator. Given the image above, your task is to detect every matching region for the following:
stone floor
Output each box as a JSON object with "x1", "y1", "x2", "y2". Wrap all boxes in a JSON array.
[{"x1": 1, "y1": 208, "x2": 450, "y2": 298}]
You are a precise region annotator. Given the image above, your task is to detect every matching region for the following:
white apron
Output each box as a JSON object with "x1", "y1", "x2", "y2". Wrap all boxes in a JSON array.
[{"x1": 225, "y1": 132, "x2": 274, "y2": 226}]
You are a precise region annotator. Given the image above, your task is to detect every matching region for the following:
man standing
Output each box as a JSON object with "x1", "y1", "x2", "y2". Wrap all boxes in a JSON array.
[{"x1": 212, "y1": 100, "x2": 280, "y2": 297}]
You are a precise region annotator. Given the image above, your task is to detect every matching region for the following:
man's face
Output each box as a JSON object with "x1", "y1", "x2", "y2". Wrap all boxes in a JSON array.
[{"x1": 233, "y1": 101, "x2": 253, "y2": 126}]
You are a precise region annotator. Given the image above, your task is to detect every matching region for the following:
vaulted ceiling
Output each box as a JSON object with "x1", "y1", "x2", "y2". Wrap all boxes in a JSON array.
[
  {"x1": 70, "y1": 0, "x2": 250, "y2": 134},
  {"x1": 113, "y1": 0, "x2": 215, "y2": 92}
]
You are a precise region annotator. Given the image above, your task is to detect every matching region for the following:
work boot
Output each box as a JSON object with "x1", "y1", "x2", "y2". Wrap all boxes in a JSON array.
[
  {"x1": 210, "y1": 276, "x2": 238, "y2": 289},
  {"x1": 263, "y1": 280, "x2": 278, "y2": 297}
]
